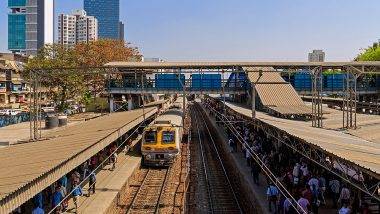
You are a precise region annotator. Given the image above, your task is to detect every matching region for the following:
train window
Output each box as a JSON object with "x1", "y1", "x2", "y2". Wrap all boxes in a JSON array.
[
  {"x1": 162, "y1": 131, "x2": 175, "y2": 144},
  {"x1": 144, "y1": 131, "x2": 157, "y2": 144}
]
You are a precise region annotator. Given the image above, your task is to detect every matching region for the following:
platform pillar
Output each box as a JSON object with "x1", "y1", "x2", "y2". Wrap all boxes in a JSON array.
[{"x1": 251, "y1": 83, "x2": 256, "y2": 119}]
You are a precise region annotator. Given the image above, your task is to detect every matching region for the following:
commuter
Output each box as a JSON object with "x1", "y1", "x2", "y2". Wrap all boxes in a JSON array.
[
  {"x1": 297, "y1": 193, "x2": 310, "y2": 214},
  {"x1": 51, "y1": 185, "x2": 63, "y2": 213},
  {"x1": 266, "y1": 183, "x2": 279, "y2": 213},
  {"x1": 339, "y1": 185, "x2": 351, "y2": 206},
  {"x1": 318, "y1": 175, "x2": 326, "y2": 205},
  {"x1": 110, "y1": 152, "x2": 118, "y2": 171},
  {"x1": 301, "y1": 184, "x2": 313, "y2": 205},
  {"x1": 123, "y1": 143, "x2": 129, "y2": 155},
  {"x1": 71, "y1": 171, "x2": 81, "y2": 186},
  {"x1": 59, "y1": 175, "x2": 68, "y2": 192},
  {"x1": 308, "y1": 175, "x2": 319, "y2": 192},
  {"x1": 338, "y1": 203, "x2": 351, "y2": 214},
  {"x1": 329, "y1": 178, "x2": 340, "y2": 208},
  {"x1": 300, "y1": 162, "x2": 309, "y2": 180},
  {"x1": 311, "y1": 184, "x2": 320, "y2": 214},
  {"x1": 58, "y1": 183, "x2": 68, "y2": 212},
  {"x1": 33, "y1": 192, "x2": 43, "y2": 210},
  {"x1": 32, "y1": 204, "x2": 44, "y2": 214},
  {"x1": 251, "y1": 162, "x2": 261, "y2": 185},
  {"x1": 72, "y1": 181, "x2": 83, "y2": 212},
  {"x1": 245, "y1": 145, "x2": 251, "y2": 166},
  {"x1": 292, "y1": 163, "x2": 301, "y2": 186},
  {"x1": 228, "y1": 138, "x2": 234, "y2": 153},
  {"x1": 81, "y1": 161, "x2": 90, "y2": 181},
  {"x1": 283, "y1": 197, "x2": 296, "y2": 214},
  {"x1": 88, "y1": 171, "x2": 96, "y2": 196}
]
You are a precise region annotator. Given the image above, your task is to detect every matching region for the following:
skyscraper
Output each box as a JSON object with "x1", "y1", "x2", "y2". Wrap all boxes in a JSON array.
[
  {"x1": 119, "y1": 21, "x2": 124, "y2": 41},
  {"x1": 8, "y1": 0, "x2": 54, "y2": 56},
  {"x1": 84, "y1": 0, "x2": 120, "y2": 39},
  {"x1": 58, "y1": 10, "x2": 98, "y2": 47}
]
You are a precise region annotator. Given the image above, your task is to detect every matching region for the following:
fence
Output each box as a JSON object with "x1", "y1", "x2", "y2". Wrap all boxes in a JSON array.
[{"x1": 0, "y1": 113, "x2": 30, "y2": 128}]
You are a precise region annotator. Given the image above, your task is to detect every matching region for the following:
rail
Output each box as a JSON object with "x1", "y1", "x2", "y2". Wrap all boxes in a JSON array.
[
  {"x1": 203, "y1": 102, "x2": 305, "y2": 214},
  {"x1": 192, "y1": 104, "x2": 243, "y2": 213},
  {"x1": 126, "y1": 168, "x2": 170, "y2": 214}
]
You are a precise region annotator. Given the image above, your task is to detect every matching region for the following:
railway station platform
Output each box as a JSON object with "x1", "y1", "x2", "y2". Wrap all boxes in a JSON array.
[
  {"x1": 64, "y1": 151, "x2": 141, "y2": 214},
  {"x1": 0, "y1": 108, "x2": 157, "y2": 213},
  {"x1": 224, "y1": 101, "x2": 380, "y2": 176}
]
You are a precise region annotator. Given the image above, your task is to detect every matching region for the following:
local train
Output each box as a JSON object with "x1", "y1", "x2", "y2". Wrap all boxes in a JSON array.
[{"x1": 141, "y1": 97, "x2": 187, "y2": 166}]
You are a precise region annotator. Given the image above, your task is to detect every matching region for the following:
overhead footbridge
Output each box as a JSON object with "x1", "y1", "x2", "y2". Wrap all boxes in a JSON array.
[{"x1": 0, "y1": 108, "x2": 157, "y2": 213}]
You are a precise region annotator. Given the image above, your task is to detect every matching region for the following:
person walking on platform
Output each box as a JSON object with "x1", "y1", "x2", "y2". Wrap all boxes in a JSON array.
[
  {"x1": 32, "y1": 204, "x2": 44, "y2": 214},
  {"x1": 329, "y1": 178, "x2": 340, "y2": 208},
  {"x1": 228, "y1": 138, "x2": 234, "y2": 153},
  {"x1": 33, "y1": 192, "x2": 43, "y2": 210},
  {"x1": 266, "y1": 183, "x2": 279, "y2": 213},
  {"x1": 339, "y1": 184, "x2": 351, "y2": 207},
  {"x1": 88, "y1": 171, "x2": 96, "y2": 196},
  {"x1": 297, "y1": 193, "x2": 310, "y2": 214},
  {"x1": 72, "y1": 181, "x2": 83, "y2": 213},
  {"x1": 110, "y1": 152, "x2": 118, "y2": 171},
  {"x1": 51, "y1": 185, "x2": 63, "y2": 213}
]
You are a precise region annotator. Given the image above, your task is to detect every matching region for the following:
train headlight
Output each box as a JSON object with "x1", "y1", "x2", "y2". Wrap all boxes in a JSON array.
[
  {"x1": 168, "y1": 154, "x2": 175, "y2": 159},
  {"x1": 146, "y1": 154, "x2": 152, "y2": 160}
]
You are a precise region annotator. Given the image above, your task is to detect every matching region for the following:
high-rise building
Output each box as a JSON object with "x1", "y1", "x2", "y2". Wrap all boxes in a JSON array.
[
  {"x1": 58, "y1": 10, "x2": 98, "y2": 47},
  {"x1": 8, "y1": 0, "x2": 54, "y2": 56},
  {"x1": 84, "y1": 0, "x2": 120, "y2": 39},
  {"x1": 308, "y1": 50, "x2": 325, "y2": 62},
  {"x1": 119, "y1": 21, "x2": 124, "y2": 41}
]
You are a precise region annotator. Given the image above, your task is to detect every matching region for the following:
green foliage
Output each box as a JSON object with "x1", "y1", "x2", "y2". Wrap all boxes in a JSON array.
[
  {"x1": 85, "y1": 97, "x2": 109, "y2": 112},
  {"x1": 356, "y1": 46, "x2": 380, "y2": 61},
  {"x1": 323, "y1": 69, "x2": 343, "y2": 75},
  {"x1": 24, "y1": 40, "x2": 142, "y2": 112}
]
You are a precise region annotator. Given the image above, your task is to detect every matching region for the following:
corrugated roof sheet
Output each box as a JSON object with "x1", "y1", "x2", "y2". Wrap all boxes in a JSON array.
[
  {"x1": 225, "y1": 102, "x2": 380, "y2": 177},
  {"x1": 104, "y1": 61, "x2": 380, "y2": 70},
  {"x1": 244, "y1": 67, "x2": 311, "y2": 115},
  {"x1": 0, "y1": 107, "x2": 157, "y2": 213}
]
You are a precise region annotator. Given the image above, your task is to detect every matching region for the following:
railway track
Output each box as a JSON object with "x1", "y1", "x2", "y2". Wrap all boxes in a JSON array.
[
  {"x1": 190, "y1": 103, "x2": 242, "y2": 214},
  {"x1": 126, "y1": 168, "x2": 169, "y2": 214}
]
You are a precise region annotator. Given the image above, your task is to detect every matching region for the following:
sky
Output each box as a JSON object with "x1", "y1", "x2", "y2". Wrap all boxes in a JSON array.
[{"x1": 1, "y1": 0, "x2": 380, "y2": 61}]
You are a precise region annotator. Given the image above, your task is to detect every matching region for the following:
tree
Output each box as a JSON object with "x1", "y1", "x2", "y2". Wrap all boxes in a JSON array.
[
  {"x1": 25, "y1": 44, "x2": 86, "y2": 111},
  {"x1": 356, "y1": 44, "x2": 380, "y2": 61},
  {"x1": 25, "y1": 40, "x2": 142, "y2": 112},
  {"x1": 73, "y1": 40, "x2": 142, "y2": 98}
]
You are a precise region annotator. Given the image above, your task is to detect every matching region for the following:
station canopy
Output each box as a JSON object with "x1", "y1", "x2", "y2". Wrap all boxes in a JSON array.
[{"x1": 245, "y1": 67, "x2": 311, "y2": 115}]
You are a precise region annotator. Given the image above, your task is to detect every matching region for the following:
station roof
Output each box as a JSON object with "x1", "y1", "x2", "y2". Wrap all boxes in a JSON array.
[
  {"x1": 105, "y1": 61, "x2": 380, "y2": 72},
  {"x1": 0, "y1": 108, "x2": 157, "y2": 213},
  {"x1": 245, "y1": 67, "x2": 311, "y2": 115},
  {"x1": 225, "y1": 102, "x2": 380, "y2": 177}
]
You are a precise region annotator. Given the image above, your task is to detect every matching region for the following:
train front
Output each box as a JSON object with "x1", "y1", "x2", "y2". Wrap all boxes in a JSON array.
[{"x1": 141, "y1": 120, "x2": 181, "y2": 166}]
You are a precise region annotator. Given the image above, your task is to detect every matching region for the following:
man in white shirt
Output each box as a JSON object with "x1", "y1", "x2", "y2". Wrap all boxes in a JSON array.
[{"x1": 339, "y1": 185, "x2": 350, "y2": 206}]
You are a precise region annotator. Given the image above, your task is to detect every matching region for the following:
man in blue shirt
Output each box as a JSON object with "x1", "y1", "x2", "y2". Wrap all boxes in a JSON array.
[
  {"x1": 33, "y1": 192, "x2": 43, "y2": 210},
  {"x1": 266, "y1": 183, "x2": 279, "y2": 213},
  {"x1": 72, "y1": 181, "x2": 83, "y2": 212},
  {"x1": 52, "y1": 185, "x2": 63, "y2": 212}
]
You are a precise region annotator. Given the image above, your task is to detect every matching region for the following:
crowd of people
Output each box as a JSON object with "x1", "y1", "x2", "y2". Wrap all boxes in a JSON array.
[
  {"x1": 12, "y1": 130, "x2": 137, "y2": 214},
  {"x1": 205, "y1": 98, "x2": 376, "y2": 214}
]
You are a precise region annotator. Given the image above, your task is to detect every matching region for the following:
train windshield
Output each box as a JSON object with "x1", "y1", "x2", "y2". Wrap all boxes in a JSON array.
[
  {"x1": 144, "y1": 131, "x2": 157, "y2": 144},
  {"x1": 162, "y1": 131, "x2": 175, "y2": 144}
]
